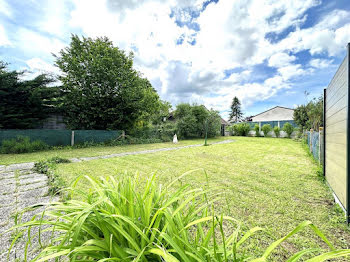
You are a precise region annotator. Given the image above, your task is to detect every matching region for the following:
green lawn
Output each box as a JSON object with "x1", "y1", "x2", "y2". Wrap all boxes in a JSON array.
[
  {"x1": 0, "y1": 137, "x2": 229, "y2": 165},
  {"x1": 55, "y1": 137, "x2": 350, "y2": 261}
]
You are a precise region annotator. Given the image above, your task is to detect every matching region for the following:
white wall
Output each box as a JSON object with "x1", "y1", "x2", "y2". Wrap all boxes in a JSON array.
[{"x1": 252, "y1": 107, "x2": 294, "y2": 122}]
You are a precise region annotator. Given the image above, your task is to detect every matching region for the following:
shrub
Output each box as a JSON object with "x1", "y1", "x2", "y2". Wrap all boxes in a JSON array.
[
  {"x1": 233, "y1": 122, "x2": 251, "y2": 136},
  {"x1": 33, "y1": 157, "x2": 71, "y2": 195},
  {"x1": 0, "y1": 136, "x2": 49, "y2": 154},
  {"x1": 261, "y1": 124, "x2": 272, "y2": 137},
  {"x1": 274, "y1": 126, "x2": 280, "y2": 138},
  {"x1": 227, "y1": 125, "x2": 234, "y2": 136},
  {"x1": 283, "y1": 122, "x2": 294, "y2": 138},
  {"x1": 9, "y1": 174, "x2": 350, "y2": 261},
  {"x1": 254, "y1": 124, "x2": 260, "y2": 137}
]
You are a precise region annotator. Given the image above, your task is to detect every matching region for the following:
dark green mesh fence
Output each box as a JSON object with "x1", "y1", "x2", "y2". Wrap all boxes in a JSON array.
[
  {"x1": 74, "y1": 130, "x2": 122, "y2": 145},
  {"x1": 0, "y1": 129, "x2": 71, "y2": 146},
  {"x1": 0, "y1": 129, "x2": 123, "y2": 147}
]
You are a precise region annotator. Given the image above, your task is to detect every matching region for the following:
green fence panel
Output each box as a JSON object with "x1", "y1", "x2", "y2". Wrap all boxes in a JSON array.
[
  {"x1": 0, "y1": 129, "x2": 72, "y2": 146},
  {"x1": 74, "y1": 130, "x2": 122, "y2": 144}
]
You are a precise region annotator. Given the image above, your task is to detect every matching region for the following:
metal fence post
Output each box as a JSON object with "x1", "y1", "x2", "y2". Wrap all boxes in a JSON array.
[
  {"x1": 319, "y1": 127, "x2": 323, "y2": 165},
  {"x1": 310, "y1": 129, "x2": 313, "y2": 153},
  {"x1": 71, "y1": 131, "x2": 75, "y2": 146}
]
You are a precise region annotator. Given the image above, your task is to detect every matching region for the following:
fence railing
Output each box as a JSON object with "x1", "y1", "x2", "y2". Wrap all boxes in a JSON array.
[
  {"x1": 305, "y1": 128, "x2": 324, "y2": 165},
  {"x1": 0, "y1": 129, "x2": 123, "y2": 147}
]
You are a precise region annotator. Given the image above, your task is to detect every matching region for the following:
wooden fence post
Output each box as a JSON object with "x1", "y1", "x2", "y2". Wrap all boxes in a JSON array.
[
  {"x1": 122, "y1": 130, "x2": 125, "y2": 139},
  {"x1": 71, "y1": 131, "x2": 75, "y2": 146}
]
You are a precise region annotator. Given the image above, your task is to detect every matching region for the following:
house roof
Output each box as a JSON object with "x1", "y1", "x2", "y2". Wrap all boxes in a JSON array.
[
  {"x1": 220, "y1": 118, "x2": 230, "y2": 125},
  {"x1": 252, "y1": 106, "x2": 294, "y2": 118}
]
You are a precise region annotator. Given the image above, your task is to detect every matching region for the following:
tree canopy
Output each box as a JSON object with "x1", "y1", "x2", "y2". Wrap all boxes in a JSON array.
[
  {"x1": 293, "y1": 96, "x2": 323, "y2": 131},
  {"x1": 0, "y1": 62, "x2": 59, "y2": 129},
  {"x1": 174, "y1": 103, "x2": 221, "y2": 138},
  {"x1": 229, "y1": 96, "x2": 243, "y2": 122},
  {"x1": 55, "y1": 35, "x2": 161, "y2": 130}
]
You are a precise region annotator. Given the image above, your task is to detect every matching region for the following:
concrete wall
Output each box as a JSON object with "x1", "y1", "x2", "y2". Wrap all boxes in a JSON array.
[{"x1": 252, "y1": 107, "x2": 294, "y2": 122}]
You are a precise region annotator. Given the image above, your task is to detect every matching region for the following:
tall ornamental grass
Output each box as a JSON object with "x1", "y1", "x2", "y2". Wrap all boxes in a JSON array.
[{"x1": 8, "y1": 173, "x2": 350, "y2": 262}]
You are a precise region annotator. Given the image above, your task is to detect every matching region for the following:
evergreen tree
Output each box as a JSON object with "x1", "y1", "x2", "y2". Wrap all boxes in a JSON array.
[
  {"x1": 229, "y1": 96, "x2": 243, "y2": 122},
  {"x1": 0, "y1": 61, "x2": 59, "y2": 129}
]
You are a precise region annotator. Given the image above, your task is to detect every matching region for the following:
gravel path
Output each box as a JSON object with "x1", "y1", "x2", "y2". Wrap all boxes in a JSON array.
[
  {"x1": 0, "y1": 165, "x2": 58, "y2": 261},
  {"x1": 0, "y1": 139, "x2": 234, "y2": 260}
]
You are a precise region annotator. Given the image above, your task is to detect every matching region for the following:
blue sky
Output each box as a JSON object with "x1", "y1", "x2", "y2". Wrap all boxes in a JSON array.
[{"x1": 0, "y1": 0, "x2": 350, "y2": 119}]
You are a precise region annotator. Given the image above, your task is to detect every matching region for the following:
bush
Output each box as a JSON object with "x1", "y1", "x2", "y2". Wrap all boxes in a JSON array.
[
  {"x1": 227, "y1": 125, "x2": 234, "y2": 136},
  {"x1": 0, "y1": 136, "x2": 49, "y2": 154},
  {"x1": 33, "y1": 157, "x2": 71, "y2": 195},
  {"x1": 283, "y1": 122, "x2": 294, "y2": 138},
  {"x1": 274, "y1": 126, "x2": 280, "y2": 138},
  {"x1": 233, "y1": 123, "x2": 251, "y2": 136},
  {"x1": 254, "y1": 124, "x2": 260, "y2": 137},
  {"x1": 10, "y1": 174, "x2": 350, "y2": 261},
  {"x1": 261, "y1": 124, "x2": 272, "y2": 137}
]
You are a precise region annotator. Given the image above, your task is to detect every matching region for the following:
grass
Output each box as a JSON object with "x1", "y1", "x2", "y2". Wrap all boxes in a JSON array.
[
  {"x1": 54, "y1": 137, "x2": 350, "y2": 261},
  {"x1": 10, "y1": 174, "x2": 350, "y2": 261},
  {"x1": 0, "y1": 137, "x2": 229, "y2": 165}
]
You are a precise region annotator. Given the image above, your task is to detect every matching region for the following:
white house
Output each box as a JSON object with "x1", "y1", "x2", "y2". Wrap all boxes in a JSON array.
[
  {"x1": 249, "y1": 106, "x2": 296, "y2": 137},
  {"x1": 251, "y1": 106, "x2": 294, "y2": 122}
]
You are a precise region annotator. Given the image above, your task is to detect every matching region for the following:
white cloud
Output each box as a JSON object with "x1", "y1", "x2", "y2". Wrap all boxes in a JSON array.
[
  {"x1": 15, "y1": 28, "x2": 66, "y2": 57},
  {"x1": 268, "y1": 53, "x2": 296, "y2": 68},
  {"x1": 37, "y1": 0, "x2": 70, "y2": 37},
  {"x1": 277, "y1": 64, "x2": 306, "y2": 81},
  {"x1": 275, "y1": 10, "x2": 350, "y2": 56},
  {"x1": 0, "y1": 24, "x2": 11, "y2": 46},
  {"x1": 0, "y1": 0, "x2": 11, "y2": 17},
  {"x1": 309, "y1": 58, "x2": 333, "y2": 69},
  {"x1": 19, "y1": 58, "x2": 61, "y2": 80}
]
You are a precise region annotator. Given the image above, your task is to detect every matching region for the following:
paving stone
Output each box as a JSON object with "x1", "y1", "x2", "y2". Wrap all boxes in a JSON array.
[
  {"x1": 0, "y1": 172, "x2": 16, "y2": 180},
  {"x1": 0, "y1": 177, "x2": 16, "y2": 185},
  {"x1": 19, "y1": 176, "x2": 47, "y2": 186},
  {"x1": 0, "y1": 184, "x2": 16, "y2": 195},
  {"x1": 18, "y1": 181, "x2": 47, "y2": 192},
  {"x1": 19, "y1": 172, "x2": 46, "y2": 180},
  {"x1": 0, "y1": 206, "x2": 15, "y2": 224},
  {"x1": 17, "y1": 187, "x2": 49, "y2": 200},
  {"x1": 0, "y1": 194, "x2": 16, "y2": 206},
  {"x1": 5, "y1": 162, "x2": 34, "y2": 171}
]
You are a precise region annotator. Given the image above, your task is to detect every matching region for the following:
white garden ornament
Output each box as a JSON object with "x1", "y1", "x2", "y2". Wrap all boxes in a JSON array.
[{"x1": 173, "y1": 134, "x2": 178, "y2": 144}]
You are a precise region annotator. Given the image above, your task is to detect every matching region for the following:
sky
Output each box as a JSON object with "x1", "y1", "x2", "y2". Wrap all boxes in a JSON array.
[{"x1": 0, "y1": 0, "x2": 350, "y2": 120}]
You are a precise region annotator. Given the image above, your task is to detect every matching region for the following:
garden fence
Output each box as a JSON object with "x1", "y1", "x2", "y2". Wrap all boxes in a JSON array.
[
  {"x1": 0, "y1": 129, "x2": 123, "y2": 147},
  {"x1": 306, "y1": 128, "x2": 324, "y2": 164}
]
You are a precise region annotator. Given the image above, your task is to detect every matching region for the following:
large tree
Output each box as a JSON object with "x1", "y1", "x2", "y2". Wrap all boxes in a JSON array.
[
  {"x1": 0, "y1": 62, "x2": 59, "y2": 129},
  {"x1": 55, "y1": 35, "x2": 161, "y2": 130},
  {"x1": 229, "y1": 96, "x2": 243, "y2": 123}
]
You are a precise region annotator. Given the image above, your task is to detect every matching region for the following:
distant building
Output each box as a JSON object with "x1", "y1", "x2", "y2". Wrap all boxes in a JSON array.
[
  {"x1": 251, "y1": 106, "x2": 294, "y2": 122},
  {"x1": 220, "y1": 117, "x2": 230, "y2": 136}
]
